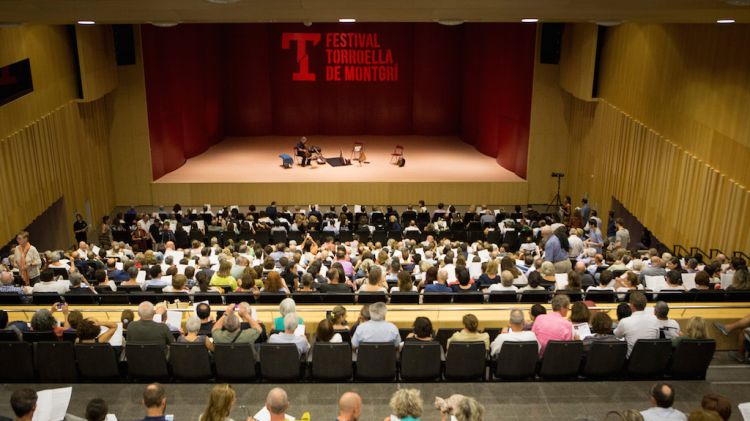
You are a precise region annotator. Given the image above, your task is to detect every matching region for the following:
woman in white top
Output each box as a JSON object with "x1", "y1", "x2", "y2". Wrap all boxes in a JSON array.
[
  {"x1": 487, "y1": 270, "x2": 518, "y2": 293},
  {"x1": 390, "y1": 271, "x2": 416, "y2": 293},
  {"x1": 519, "y1": 272, "x2": 547, "y2": 292},
  {"x1": 199, "y1": 384, "x2": 235, "y2": 421}
]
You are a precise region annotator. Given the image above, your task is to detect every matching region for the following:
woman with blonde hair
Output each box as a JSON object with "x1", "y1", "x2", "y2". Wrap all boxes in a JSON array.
[
  {"x1": 209, "y1": 260, "x2": 238, "y2": 292},
  {"x1": 330, "y1": 305, "x2": 349, "y2": 330},
  {"x1": 385, "y1": 388, "x2": 423, "y2": 421},
  {"x1": 199, "y1": 384, "x2": 236, "y2": 421},
  {"x1": 477, "y1": 259, "x2": 499, "y2": 288},
  {"x1": 672, "y1": 316, "x2": 710, "y2": 347}
]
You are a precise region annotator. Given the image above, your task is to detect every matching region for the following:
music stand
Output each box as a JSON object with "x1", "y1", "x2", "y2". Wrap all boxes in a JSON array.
[{"x1": 351, "y1": 142, "x2": 366, "y2": 165}]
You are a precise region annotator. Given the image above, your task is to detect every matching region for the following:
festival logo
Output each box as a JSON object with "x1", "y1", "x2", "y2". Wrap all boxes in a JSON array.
[{"x1": 282, "y1": 32, "x2": 399, "y2": 82}]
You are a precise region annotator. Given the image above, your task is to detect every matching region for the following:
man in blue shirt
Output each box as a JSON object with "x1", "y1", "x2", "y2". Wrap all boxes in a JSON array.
[
  {"x1": 351, "y1": 302, "x2": 401, "y2": 350},
  {"x1": 542, "y1": 226, "x2": 571, "y2": 274},
  {"x1": 424, "y1": 269, "x2": 452, "y2": 293},
  {"x1": 580, "y1": 198, "x2": 591, "y2": 223}
]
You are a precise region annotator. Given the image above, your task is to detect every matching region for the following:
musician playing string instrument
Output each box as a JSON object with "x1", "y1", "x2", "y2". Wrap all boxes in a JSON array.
[{"x1": 295, "y1": 136, "x2": 311, "y2": 167}]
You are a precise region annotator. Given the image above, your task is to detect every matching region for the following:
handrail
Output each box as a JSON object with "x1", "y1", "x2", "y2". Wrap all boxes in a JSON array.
[
  {"x1": 733, "y1": 251, "x2": 750, "y2": 262},
  {"x1": 690, "y1": 247, "x2": 711, "y2": 261},
  {"x1": 709, "y1": 248, "x2": 724, "y2": 259},
  {"x1": 673, "y1": 244, "x2": 690, "y2": 257}
]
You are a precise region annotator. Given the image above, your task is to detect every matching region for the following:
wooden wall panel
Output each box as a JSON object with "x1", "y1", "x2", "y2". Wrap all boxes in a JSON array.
[
  {"x1": 75, "y1": 25, "x2": 118, "y2": 101},
  {"x1": 598, "y1": 23, "x2": 750, "y2": 189},
  {"x1": 0, "y1": 98, "x2": 116, "y2": 247},
  {"x1": 0, "y1": 25, "x2": 79, "y2": 138},
  {"x1": 567, "y1": 98, "x2": 750, "y2": 253},
  {"x1": 559, "y1": 23, "x2": 598, "y2": 101}
]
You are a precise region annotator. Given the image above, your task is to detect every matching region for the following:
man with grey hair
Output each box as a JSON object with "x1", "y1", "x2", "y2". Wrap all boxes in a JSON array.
[
  {"x1": 423, "y1": 268, "x2": 451, "y2": 293},
  {"x1": 490, "y1": 309, "x2": 539, "y2": 357},
  {"x1": 253, "y1": 387, "x2": 293, "y2": 421},
  {"x1": 0, "y1": 271, "x2": 31, "y2": 301},
  {"x1": 654, "y1": 301, "x2": 681, "y2": 339},
  {"x1": 212, "y1": 304, "x2": 261, "y2": 345},
  {"x1": 532, "y1": 294, "x2": 573, "y2": 355},
  {"x1": 126, "y1": 301, "x2": 173, "y2": 344},
  {"x1": 268, "y1": 313, "x2": 310, "y2": 357},
  {"x1": 350, "y1": 301, "x2": 400, "y2": 350},
  {"x1": 639, "y1": 256, "x2": 667, "y2": 284}
]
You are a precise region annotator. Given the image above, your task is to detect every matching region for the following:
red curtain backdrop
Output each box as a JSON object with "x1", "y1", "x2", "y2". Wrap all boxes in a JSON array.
[{"x1": 142, "y1": 23, "x2": 535, "y2": 179}]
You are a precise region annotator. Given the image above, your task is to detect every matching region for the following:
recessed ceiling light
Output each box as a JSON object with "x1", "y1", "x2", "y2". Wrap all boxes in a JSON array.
[
  {"x1": 150, "y1": 22, "x2": 180, "y2": 27},
  {"x1": 77, "y1": 20, "x2": 96, "y2": 25},
  {"x1": 436, "y1": 19, "x2": 465, "y2": 26},
  {"x1": 339, "y1": 18, "x2": 356, "y2": 23},
  {"x1": 521, "y1": 18, "x2": 539, "y2": 23},
  {"x1": 717, "y1": 19, "x2": 736, "y2": 23}
]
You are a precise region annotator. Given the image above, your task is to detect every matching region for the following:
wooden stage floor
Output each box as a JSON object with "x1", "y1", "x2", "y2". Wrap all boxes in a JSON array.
[{"x1": 154, "y1": 136, "x2": 524, "y2": 183}]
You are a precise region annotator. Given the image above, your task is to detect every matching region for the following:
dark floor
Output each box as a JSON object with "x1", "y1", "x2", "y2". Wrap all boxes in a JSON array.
[{"x1": 2, "y1": 353, "x2": 749, "y2": 421}]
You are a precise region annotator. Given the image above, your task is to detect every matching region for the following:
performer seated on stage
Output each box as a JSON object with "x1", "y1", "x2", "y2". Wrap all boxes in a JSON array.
[{"x1": 295, "y1": 136, "x2": 311, "y2": 167}]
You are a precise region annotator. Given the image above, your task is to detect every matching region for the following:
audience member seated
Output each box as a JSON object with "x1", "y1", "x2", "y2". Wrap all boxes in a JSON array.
[
  {"x1": 486, "y1": 270, "x2": 518, "y2": 293},
  {"x1": 582, "y1": 312, "x2": 618, "y2": 352},
  {"x1": 274, "y1": 298, "x2": 303, "y2": 332},
  {"x1": 701, "y1": 393, "x2": 732, "y2": 421},
  {"x1": 476, "y1": 260, "x2": 499, "y2": 288},
  {"x1": 660, "y1": 270, "x2": 686, "y2": 292},
  {"x1": 654, "y1": 301, "x2": 681, "y2": 339},
  {"x1": 490, "y1": 309, "x2": 538, "y2": 357},
  {"x1": 404, "y1": 316, "x2": 436, "y2": 343},
  {"x1": 66, "y1": 273, "x2": 97, "y2": 295},
  {"x1": 337, "y1": 392, "x2": 363, "y2": 421},
  {"x1": 254, "y1": 388, "x2": 293, "y2": 421},
  {"x1": 66, "y1": 398, "x2": 108, "y2": 421},
  {"x1": 162, "y1": 274, "x2": 190, "y2": 294},
  {"x1": 587, "y1": 270, "x2": 615, "y2": 292},
  {"x1": 435, "y1": 394, "x2": 485, "y2": 421},
  {"x1": 212, "y1": 304, "x2": 261, "y2": 345},
  {"x1": 10, "y1": 388, "x2": 36, "y2": 421},
  {"x1": 446, "y1": 314, "x2": 490, "y2": 351},
  {"x1": 195, "y1": 303, "x2": 215, "y2": 335},
  {"x1": 351, "y1": 302, "x2": 400, "y2": 350},
  {"x1": 319, "y1": 268, "x2": 351, "y2": 293},
  {"x1": 0, "y1": 271, "x2": 31, "y2": 301},
  {"x1": 138, "y1": 383, "x2": 167, "y2": 421},
  {"x1": 519, "y1": 271, "x2": 547, "y2": 292},
  {"x1": 614, "y1": 292, "x2": 660, "y2": 356},
  {"x1": 314, "y1": 319, "x2": 342, "y2": 343},
  {"x1": 179, "y1": 315, "x2": 213, "y2": 351},
  {"x1": 127, "y1": 302, "x2": 174, "y2": 345},
  {"x1": 532, "y1": 294, "x2": 573, "y2": 354},
  {"x1": 639, "y1": 257, "x2": 667, "y2": 285},
  {"x1": 423, "y1": 268, "x2": 452, "y2": 293},
  {"x1": 268, "y1": 313, "x2": 310, "y2": 357},
  {"x1": 386, "y1": 389, "x2": 423, "y2": 421},
  {"x1": 640, "y1": 383, "x2": 686, "y2": 421},
  {"x1": 209, "y1": 261, "x2": 238, "y2": 292},
  {"x1": 451, "y1": 267, "x2": 477, "y2": 293},
  {"x1": 76, "y1": 318, "x2": 117, "y2": 344},
  {"x1": 31, "y1": 269, "x2": 68, "y2": 295},
  {"x1": 671, "y1": 316, "x2": 709, "y2": 348},
  {"x1": 690, "y1": 271, "x2": 714, "y2": 292},
  {"x1": 727, "y1": 267, "x2": 750, "y2": 291},
  {"x1": 570, "y1": 301, "x2": 591, "y2": 337},
  {"x1": 538, "y1": 261, "x2": 557, "y2": 289},
  {"x1": 330, "y1": 305, "x2": 349, "y2": 331},
  {"x1": 199, "y1": 384, "x2": 235, "y2": 421},
  {"x1": 390, "y1": 271, "x2": 416, "y2": 293},
  {"x1": 358, "y1": 266, "x2": 388, "y2": 293},
  {"x1": 191, "y1": 271, "x2": 222, "y2": 294},
  {"x1": 561, "y1": 270, "x2": 583, "y2": 293}
]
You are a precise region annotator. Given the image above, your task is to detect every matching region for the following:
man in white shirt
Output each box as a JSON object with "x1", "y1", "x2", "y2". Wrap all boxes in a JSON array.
[
  {"x1": 490, "y1": 309, "x2": 538, "y2": 357},
  {"x1": 254, "y1": 387, "x2": 295, "y2": 421},
  {"x1": 614, "y1": 291, "x2": 661, "y2": 356},
  {"x1": 567, "y1": 229, "x2": 585, "y2": 258},
  {"x1": 640, "y1": 383, "x2": 687, "y2": 421},
  {"x1": 31, "y1": 269, "x2": 69, "y2": 295},
  {"x1": 654, "y1": 301, "x2": 681, "y2": 339},
  {"x1": 76, "y1": 242, "x2": 89, "y2": 260}
]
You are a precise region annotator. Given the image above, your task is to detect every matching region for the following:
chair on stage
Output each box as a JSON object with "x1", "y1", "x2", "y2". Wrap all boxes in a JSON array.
[
  {"x1": 390, "y1": 145, "x2": 404, "y2": 165},
  {"x1": 279, "y1": 153, "x2": 294, "y2": 169},
  {"x1": 351, "y1": 142, "x2": 366, "y2": 165}
]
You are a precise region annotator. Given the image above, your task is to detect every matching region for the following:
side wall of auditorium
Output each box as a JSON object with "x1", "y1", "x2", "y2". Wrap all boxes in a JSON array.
[
  {"x1": 0, "y1": 25, "x2": 117, "y2": 249},
  {"x1": 562, "y1": 23, "x2": 750, "y2": 253}
]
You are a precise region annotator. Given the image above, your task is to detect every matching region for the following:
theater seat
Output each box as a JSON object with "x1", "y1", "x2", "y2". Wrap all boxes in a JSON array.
[
  {"x1": 667, "y1": 339, "x2": 716, "y2": 380},
  {"x1": 126, "y1": 344, "x2": 170, "y2": 381},
  {"x1": 214, "y1": 343, "x2": 257, "y2": 381},
  {"x1": 311, "y1": 342, "x2": 353, "y2": 381},
  {"x1": 356, "y1": 292, "x2": 387, "y2": 304},
  {"x1": 0, "y1": 342, "x2": 34, "y2": 382},
  {"x1": 260, "y1": 343, "x2": 303, "y2": 381},
  {"x1": 435, "y1": 328, "x2": 461, "y2": 351},
  {"x1": 169, "y1": 343, "x2": 213, "y2": 381},
  {"x1": 35, "y1": 341, "x2": 77, "y2": 382},
  {"x1": 356, "y1": 342, "x2": 397, "y2": 381},
  {"x1": 538, "y1": 340, "x2": 583, "y2": 380},
  {"x1": 492, "y1": 341, "x2": 538, "y2": 381},
  {"x1": 75, "y1": 343, "x2": 121, "y2": 381},
  {"x1": 626, "y1": 339, "x2": 672, "y2": 378},
  {"x1": 445, "y1": 341, "x2": 486, "y2": 381},
  {"x1": 389, "y1": 292, "x2": 420, "y2": 304},
  {"x1": 581, "y1": 341, "x2": 627, "y2": 379},
  {"x1": 400, "y1": 341, "x2": 442, "y2": 381}
]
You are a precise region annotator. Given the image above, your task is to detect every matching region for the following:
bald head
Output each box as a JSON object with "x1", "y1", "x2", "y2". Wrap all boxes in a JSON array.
[
  {"x1": 338, "y1": 392, "x2": 362, "y2": 421},
  {"x1": 266, "y1": 388, "x2": 289, "y2": 415},
  {"x1": 574, "y1": 262, "x2": 586, "y2": 273},
  {"x1": 541, "y1": 226, "x2": 552, "y2": 237}
]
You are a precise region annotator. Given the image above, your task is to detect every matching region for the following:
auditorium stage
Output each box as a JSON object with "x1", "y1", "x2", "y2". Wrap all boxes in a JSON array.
[
  {"x1": 155, "y1": 136, "x2": 524, "y2": 183},
  {"x1": 149, "y1": 136, "x2": 529, "y2": 206}
]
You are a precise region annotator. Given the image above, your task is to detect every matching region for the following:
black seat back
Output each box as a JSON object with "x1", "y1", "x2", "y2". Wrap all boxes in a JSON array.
[
  {"x1": 63, "y1": 294, "x2": 99, "y2": 305},
  {"x1": 0, "y1": 342, "x2": 34, "y2": 381},
  {"x1": 389, "y1": 292, "x2": 420, "y2": 304},
  {"x1": 657, "y1": 292, "x2": 693, "y2": 303},
  {"x1": 125, "y1": 344, "x2": 170, "y2": 381},
  {"x1": 169, "y1": 343, "x2": 213, "y2": 381},
  {"x1": 445, "y1": 341, "x2": 486, "y2": 381},
  {"x1": 422, "y1": 293, "x2": 453, "y2": 304},
  {"x1": 581, "y1": 341, "x2": 627, "y2": 379},
  {"x1": 32, "y1": 293, "x2": 62, "y2": 305},
  {"x1": 356, "y1": 342, "x2": 397, "y2": 381},
  {"x1": 74, "y1": 343, "x2": 121, "y2": 381},
  {"x1": 519, "y1": 291, "x2": 551, "y2": 303},
  {"x1": 311, "y1": 342, "x2": 353, "y2": 381},
  {"x1": 493, "y1": 341, "x2": 539, "y2": 380},
  {"x1": 258, "y1": 293, "x2": 287, "y2": 304},
  {"x1": 35, "y1": 341, "x2": 77, "y2": 382},
  {"x1": 400, "y1": 341, "x2": 442, "y2": 381},
  {"x1": 356, "y1": 292, "x2": 387, "y2": 304},
  {"x1": 320, "y1": 293, "x2": 356, "y2": 304},
  {"x1": 23, "y1": 331, "x2": 57, "y2": 343},
  {"x1": 214, "y1": 343, "x2": 256, "y2": 381},
  {"x1": 0, "y1": 293, "x2": 24, "y2": 305},
  {"x1": 0, "y1": 330, "x2": 20, "y2": 341},
  {"x1": 192, "y1": 293, "x2": 224, "y2": 304},
  {"x1": 291, "y1": 293, "x2": 322, "y2": 304},
  {"x1": 99, "y1": 292, "x2": 130, "y2": 305},
  {"x1": 451, "y1": 292, "x2": 485, "y2": 303},
  {"x1": 627, "y1": 339, "x2": 672, "y2": 378},
  {"x1": 225, "y1": 293, "x2": 256, "y2": 304},
  {"x1": 539, "y1": 340, "x2": 584, "y2": 379},
  {"x1": 584, "y1": 291, "x2": 617, "y2": 303},
  {"x1": 488, "y1": 292, "x2": 519, "y2": 303},
  {"x1": 260, "y1": 343, "x2": 302, "y2": 381},
  {"x1": 668, "y1": 339, "x2": 716, "y2": 380}
]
